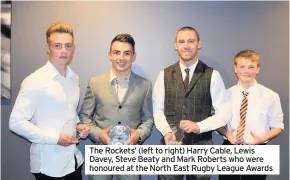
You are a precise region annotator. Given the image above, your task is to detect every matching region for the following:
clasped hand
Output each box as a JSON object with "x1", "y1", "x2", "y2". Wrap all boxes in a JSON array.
[{"x1": 99, "y1": 126, "x2": 140, "y2": 145}]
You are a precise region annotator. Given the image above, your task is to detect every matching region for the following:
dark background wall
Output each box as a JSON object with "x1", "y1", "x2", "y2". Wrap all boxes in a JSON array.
[{"x1": 1, "y1": 1, "x2": 289, "y2": 180}]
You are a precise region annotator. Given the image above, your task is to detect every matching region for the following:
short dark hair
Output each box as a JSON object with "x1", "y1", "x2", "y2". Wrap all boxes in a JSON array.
[
  {"x1": 110, "y1": 33, "x2": 135, "y2": 53},
  {"x1": 176, "y1": 26, "x2": 200, "y2": 41},
  {"x1": 46, "y1": 22, "x2": 74, "y2": 43},
  {"x1": 234, "y1": 49, "x2": 260, "y2": 66}
]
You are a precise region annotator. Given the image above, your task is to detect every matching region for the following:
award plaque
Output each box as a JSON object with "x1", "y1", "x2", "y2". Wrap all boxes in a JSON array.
[{"x1": 109, "y1": 122, "x2": 130, "y2": 145}]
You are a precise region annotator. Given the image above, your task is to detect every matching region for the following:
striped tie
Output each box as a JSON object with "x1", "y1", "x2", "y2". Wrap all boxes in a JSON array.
[{"x1": 236, "y1": 91, "x2": 249, "y2": 141}]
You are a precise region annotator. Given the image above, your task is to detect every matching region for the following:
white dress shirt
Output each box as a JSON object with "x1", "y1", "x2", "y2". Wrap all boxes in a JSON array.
[
  {"x1": 153, "y1": 60, "x2": 226, "y2": 136},
  {"x1": 110, "y1": 70, "x2": 130, "y2": 102},
  {"x1": 9, "y1": 61, "x2": 83, "y2": 177},
  {"x1": 198, "y1": 81, "x2": 284, "y2": 143}
]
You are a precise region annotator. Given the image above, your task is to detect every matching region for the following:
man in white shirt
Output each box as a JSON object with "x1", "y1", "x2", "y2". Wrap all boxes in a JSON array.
[
  {"x1": 153, "y1": 26, "x2": 225, "y2": 180},
  {"x1": 185, "y1": 49, "x2": 284, "y2": 180},
  {"x1": 9, "y1": 22, "x2": 90, "y2": 180}
]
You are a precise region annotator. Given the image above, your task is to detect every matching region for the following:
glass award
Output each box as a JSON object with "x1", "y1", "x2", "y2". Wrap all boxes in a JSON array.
[
  {"x1": 109, "y1": 122, "x2": 130, "y2": 145},
  {"x1": 62, "y1": 120, "x2": 80, "y2": 141},
  {"x1": 165, "y1": 124, "x2": 184, "y2": 145}
]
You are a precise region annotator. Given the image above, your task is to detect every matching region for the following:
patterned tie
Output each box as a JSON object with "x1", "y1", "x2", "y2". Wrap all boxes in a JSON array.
[
  {"x1": 112, "y1": 78, "x2": 119, "y2": 100},
  {"x1": 184, "y1": 68, "x2": 190, "y2": 89},
  {"x1": 236, "y1": 91, "x2": 249, "y2": 141}
]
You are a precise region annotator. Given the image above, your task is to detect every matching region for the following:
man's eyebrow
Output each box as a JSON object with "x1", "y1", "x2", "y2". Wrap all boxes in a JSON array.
[
  {"x1": 51, "y1": 42, "x2": 72, "y2": 44},
  {"x1": 124, "y1": 50, "x2": 133, "y2": 53}
]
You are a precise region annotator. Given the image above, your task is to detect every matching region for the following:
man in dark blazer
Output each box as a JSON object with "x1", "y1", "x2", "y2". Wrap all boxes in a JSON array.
[{"x1": 79, "y1": 33, "x2": 153, "y2": 180}]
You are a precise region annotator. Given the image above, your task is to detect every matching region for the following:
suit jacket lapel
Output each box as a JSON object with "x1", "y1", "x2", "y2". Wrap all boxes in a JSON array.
[
  {"x1": 185, "y1": 61, "x2": 203, "y2": 96},
  {"x1": 105, "y1": 72, "x2": 120, "y2": 104},
  {"x1": 121, "y1": 72, "x2": 137, "y2": 105}
]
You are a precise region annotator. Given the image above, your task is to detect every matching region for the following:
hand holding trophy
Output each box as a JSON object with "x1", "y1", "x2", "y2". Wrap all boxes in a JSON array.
[
  {"x1": 109, "y1": 122, "x2": 131, "y2": 145},
  {"x1": 164, "y1": 123, "x2": 184, "y2": 145},
  {"x1": 58, "y1": 120, "x2": 79, "y2": 146},
  {"x1": 76, "y1": 123, "x2": 90, "y2": 140},
  {"x1": 62, "y1": 120, "x2": 83, "y2": 140}
]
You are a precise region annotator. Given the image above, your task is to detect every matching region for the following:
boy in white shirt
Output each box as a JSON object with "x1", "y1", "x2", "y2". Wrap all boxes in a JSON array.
[{"x1": 181, "y1": 49, "x2": 284, "y2": 180}]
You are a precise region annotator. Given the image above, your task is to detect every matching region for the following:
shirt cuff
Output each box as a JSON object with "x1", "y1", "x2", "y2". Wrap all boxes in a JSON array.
[
  {"x1": 136, "y1": 129, "x2": 144, "y2": 143},
  {"x1": 90, "y1": 125, "x2": 102, "y2": 143},
  {"x1": 44, "y1": 131, "x2": 59, "y2": 145},
  {"x1": 162, "y1": 128, "x2": 173, "y2": 136},
  {"x1": 270, "y1": 123, "x2": 284, "y2": 130},
  {"x1": 196, "y1": 121, "x2": 208, "y2": 134}
]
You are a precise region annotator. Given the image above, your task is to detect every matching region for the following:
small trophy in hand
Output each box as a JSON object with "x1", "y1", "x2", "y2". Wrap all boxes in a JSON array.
[
  {"x1": 165, "y1": 124, "x2": 184, "y2": 145},
  {"x1": 62, "y1": 120, "x2": 80, "y2": 141}
]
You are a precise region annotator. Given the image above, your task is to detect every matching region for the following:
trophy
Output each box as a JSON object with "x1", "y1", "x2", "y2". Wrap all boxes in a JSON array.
[
  {"x1": 62, "y1": 120, "x2": 80, "y2": 141},
  {"x1": 165, "y1": 124, "x2": 184, "y2": 145},
  {"x1": 109, "y1": 122, "x2": 130, "y2": 145}
]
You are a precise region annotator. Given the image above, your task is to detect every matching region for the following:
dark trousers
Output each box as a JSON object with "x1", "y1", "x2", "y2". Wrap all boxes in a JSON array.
[
  {"x1": 33, "y1": 155, "x2": 82, "y2": 180},
  {"x1": 158, "y1": 138, "x2": 212, "y2": 180},
  {"x1": 219, "y1": 140, "x2": 267, "y2": 180}
]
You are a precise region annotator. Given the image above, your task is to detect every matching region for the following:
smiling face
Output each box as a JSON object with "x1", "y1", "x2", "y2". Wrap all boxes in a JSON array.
[
  {"x1": 46, "y1": 32, "x2": 75, "y2": 69},
  {"x1": 174, "y1": 29, "x2": 201, "y2": 64},
  {"x1": 234, "y1": 57, "x2": 260, "y2": 86},
  {"x1": 108, "y1": 41, "x2": 136, "y2": 75}
]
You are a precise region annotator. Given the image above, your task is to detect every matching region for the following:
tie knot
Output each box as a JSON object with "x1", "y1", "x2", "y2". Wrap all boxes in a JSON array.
[
  {"x1": 242, "y1": 91, "x2": 249, "y2": 96},
  {"x1": 185, "y1": 68, "x2": 190, "y2": 74}
]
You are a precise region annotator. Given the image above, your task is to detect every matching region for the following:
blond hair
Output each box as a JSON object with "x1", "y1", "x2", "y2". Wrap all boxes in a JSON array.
[
  {"x1": 46, "y1": 22, "x2": 73, "y2": 43},
  {"x1": 234, "y1": 49, "x2": 260, "y2": 66}
]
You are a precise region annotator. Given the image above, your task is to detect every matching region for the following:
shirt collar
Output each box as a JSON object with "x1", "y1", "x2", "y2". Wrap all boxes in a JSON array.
[
  {"x1": 44, "y1": 60, "x2": 75, "y2": 79},
  {"x1": 109, "y1": 69, "x2": 131, "y2": 84},
  {"x1": 179, "y1": 59, "x2": 199, "y2": 74},
  {"x1": 236, "y1": 80, "x2": 259, "y2": 95}
]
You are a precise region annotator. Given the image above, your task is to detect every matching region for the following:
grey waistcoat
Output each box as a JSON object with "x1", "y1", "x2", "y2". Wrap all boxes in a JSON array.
[{"x1": 164, "y1": 60, "x2": 213, "y2": 144}]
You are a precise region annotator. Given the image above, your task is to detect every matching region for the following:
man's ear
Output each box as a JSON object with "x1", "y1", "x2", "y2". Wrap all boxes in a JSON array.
[
  {"x1": 174, "y1": 41, "x2": 177, "y2": 51},
  {"x1": 45, "y1": 43, "x2": 51, "y2": 59},
  {"x1": 45, "y1": 43, "x2": 49, "y2": 54},
  {"x1": 198, "y1": 40, "x2": 202, "y2": 50},
  {"x1": 72, "y1": 43, "x2": 75, "y2": 54},
  {"x1": 234, "y1": 65, "x2": 237, "y2": 74},
  {"x1": 132, "y1": 52, "x2": 136, "y2": 62},
  {"x1": 256, "y1": 65, "x2": 260, "y2": 75},
  {"x1": 108, "y1": 52, "x2": 112, "y2": 61}
]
